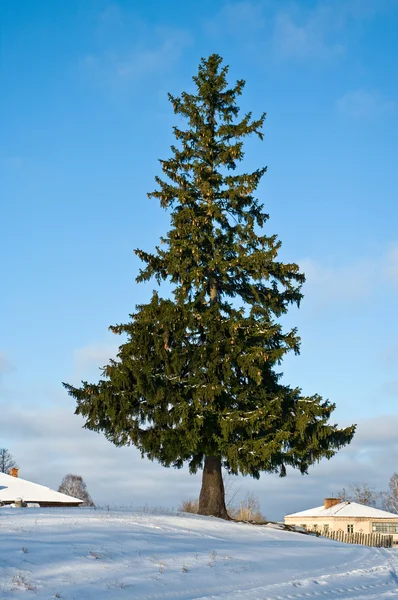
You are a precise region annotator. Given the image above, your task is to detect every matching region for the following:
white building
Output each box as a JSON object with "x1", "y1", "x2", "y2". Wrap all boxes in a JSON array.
[
  {"x1": 0, "y1": 469, "x2": 82, "y2": 507},
  {"x1": 284, "y1": 498, "x2": 398, "y2": 545}
]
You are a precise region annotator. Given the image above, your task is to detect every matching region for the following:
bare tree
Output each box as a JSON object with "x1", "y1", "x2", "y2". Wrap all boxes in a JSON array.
[
  {"x1": 58, "y1": 474, "x2": 95, "y2": 507},
  {"x1": 223, "y1": 471, "x2": 242, "y2": 511},
  {"x1": 0, "y1": 448, "x2": 17, "y2": 474},
  {"x1": 229, "y1": 493, "x2": 266, "y2": 522},
  {"x1": 382, "y1": 473, "x2": 398, "y2": 514},
  {"x1": 337, "y1": 482, "x2": 378, "y2": 507}
]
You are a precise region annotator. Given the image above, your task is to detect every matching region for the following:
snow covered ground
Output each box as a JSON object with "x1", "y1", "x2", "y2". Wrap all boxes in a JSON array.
[{"x1": 0, "y1": 508, "x2": 397, "y2": 599}]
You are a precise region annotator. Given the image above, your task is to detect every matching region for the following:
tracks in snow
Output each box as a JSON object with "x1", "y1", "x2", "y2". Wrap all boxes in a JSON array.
[{"x1": 132, "y1": 554, "x2": 398, "y2": 600}]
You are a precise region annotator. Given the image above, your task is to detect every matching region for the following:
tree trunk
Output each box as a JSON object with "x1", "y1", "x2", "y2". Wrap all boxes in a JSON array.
[{"x1": 198, "y1": 456, "x2": 229, "y2": 519}]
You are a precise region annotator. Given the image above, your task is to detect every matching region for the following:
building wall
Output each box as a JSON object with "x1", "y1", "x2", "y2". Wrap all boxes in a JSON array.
[
  {"x1": 284, "y1": 516, "x2": 398, "y2": 543},
  {"x1": 1, "y1": 500, "x2": 81, "y2": 507}
]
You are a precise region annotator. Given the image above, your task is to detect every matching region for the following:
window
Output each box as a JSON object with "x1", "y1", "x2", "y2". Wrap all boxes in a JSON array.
[
  {"x1": 300, "y1": 524, "x2": 307, "y2": 530},
  {"x1": 323, "y1": 524, "x2": 329, "y2": 533},
  {"x1": 347, "y1": 524, "x2": 354, "y2": 534},
  {"x1": 372, "y1": 522, "x2": 398, "y2": 534}
]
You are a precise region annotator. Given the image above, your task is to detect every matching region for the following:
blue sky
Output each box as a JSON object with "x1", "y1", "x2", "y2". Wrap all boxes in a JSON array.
[{"x1": 1, "y1": 0, "x2": 397, "y2": 519}]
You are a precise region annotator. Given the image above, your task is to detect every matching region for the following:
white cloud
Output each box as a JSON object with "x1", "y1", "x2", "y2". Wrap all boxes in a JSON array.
[
  {"x1": 272, "y1": 0, "x2": 396, "y2": 62},
  {"x1": 115, "y1": 29, "x2": 191, "y2": 80},
  {"x1": 301, "y1": 257, "x2": 377, "y2": 308},
  {"x1": 204, "y1": 1, "x2": 266, "y2": 37},
  {"x1": 80, "y1": 18, "x2": 192, "y2": 89},
  {"x1": 299, "y1": 244, "x2": 398, "y2": 311},
  {"x1": 261, "y1": 414, "x2": 398, "y2": 515},
  {"x1": 206, "y1": 0, "x2": 340, "y2": 59},
  {"x1": 383, "y1": 244, "x2": 398, "y2": 284},
  {"x1": 204, "y1": 1, "x2": 347, "y2": 62},
  {"x1": 0, "y1": 394, "x2": 395, "y2": 520},
  {"x1": 0, "y1": 352, "x2": 8, "y2": 372},
  {"x1": 73, "y1": 341, "x2": 119, "y2": 376},
  {"x1": 0, "y1": 351, "x2": 12, "y2": 377},
  {"x1": 273, "y1": 8, "x2": 345, "y2": 61},
  {"x1": 382, "y1": 380, "x2": 398, "y2": 397},
  {"x1": 204, "y1": 0, "x2": 396, "y2": 63},
  {"x1": 97, "y1": 3, "x2": 123, "y2": 26},
  {"x1": 0, "y1": 400, "x2": 200, "y2": 511},
  {"x1": 204, "y1": 0, "x2": 396, "y2": 68},
  {"x1": 337, "y1": 90, "x2": 395, "y2": 118},
  {"x1": 382, "y1": 343, "x2": 398, "y2": 367}
]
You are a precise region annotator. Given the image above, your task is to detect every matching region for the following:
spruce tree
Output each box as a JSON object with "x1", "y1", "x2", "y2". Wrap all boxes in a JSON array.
[{"x1": 64, "y1": 55, "x2": 355, "y2": 519}]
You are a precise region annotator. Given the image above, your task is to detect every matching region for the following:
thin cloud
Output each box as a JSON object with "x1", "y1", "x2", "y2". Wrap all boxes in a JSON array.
[
  {"x1": 272, "y1": 0, "x2": 395, "y2": 62},
  {"x1": 300, "y1": 244, "x2": 398, "y2": 311},
  {"x1": 273, "y1": 8, "x2": 345, "y2": 61},
  {"x1": 381, "y1": 343, "x2": 398, "y2": 367},
  {"x1": 0, "y1": 352, "x2": 12, "y2": 377},
  {"x1": 204, "y1": 1, "x2": 266, "y2": 36},
  {"x1": 382, "y1": 380, "x2": 398, "y2": 398},
  {"x1": 0, "y1": 401, "x2": 201, "y2": 509},
  {"x1": 97, "y1": 3, "x2": 123, "y2": 26},
  {"x1": 206, "y1": 0, "x2": 395, "y2": 64},
  {"x1": 80, "y1": 17, "x2": 192, "y2": 89},
  {"x1": 383, "y1": 244, "x2": 398, "y2": 284},
  {"x1": 72, "y1": 341, "x2": 119, "y2": 382},
  {"x1": 337, "y1": 90, "x2": 395, "y2": 118},
  {"x1": 0, "y1": 397, "x2": 396, "y2": 519},
  {"x1": 300, "y1": 257, "x2": 377, "y2": 309},
  {"x1": 114, "y1": 29, "x2": 191, "y2": 80},
  {"x1": 204, "y1": 1, "x2": 346, "y2": 62}
]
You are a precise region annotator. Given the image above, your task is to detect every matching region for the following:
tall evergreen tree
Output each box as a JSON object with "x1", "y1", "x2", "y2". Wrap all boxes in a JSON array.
[{"x1": 64, "y1": 55, "x2": 355, "y2": 518}]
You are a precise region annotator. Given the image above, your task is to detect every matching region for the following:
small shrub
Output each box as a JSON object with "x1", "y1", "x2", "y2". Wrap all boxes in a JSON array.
[
  {"x1": 178, "y1": 498, "x2": 199, "y2": 513},
  {"x1": 11, "y1": 574, "x2": 36, "y2": 592},
  {"x1": 106, "y1": 581, "x2": 129, "y2": 590},
  {"x1": 229, "y1": 493, "x2": 266, "y2": 522},
  {"x1": 179, "y1": 491, "x2": 265, "y2": 522},
  {"x1": 208, "y1": 550, "x2": 217, "y2": 567}
]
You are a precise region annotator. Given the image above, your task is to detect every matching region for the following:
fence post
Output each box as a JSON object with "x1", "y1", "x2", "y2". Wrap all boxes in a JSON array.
[{"x1": 319, "y1": 529, "x2": 395, "y2": 547}]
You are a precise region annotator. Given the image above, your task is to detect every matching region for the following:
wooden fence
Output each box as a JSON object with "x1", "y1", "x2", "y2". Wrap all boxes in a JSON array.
[{"x1": 322, "y1": 530, "x2": 393, "y2": 548}]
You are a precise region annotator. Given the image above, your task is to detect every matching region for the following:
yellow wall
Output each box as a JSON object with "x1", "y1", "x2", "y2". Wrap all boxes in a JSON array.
[{"x1": 284, "y1": 516, "x2": 398, "y2": 542}]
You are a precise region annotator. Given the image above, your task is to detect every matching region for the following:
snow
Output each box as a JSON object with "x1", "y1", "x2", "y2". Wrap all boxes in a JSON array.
[
  {"x1": 0, "y1": 473, "x2": 82, "y2": 505},
  {"x1": 286, "y1": 501, "x2": 398, "y2": 519},
  {"x1": 1, "y1": 508, "x2": 397, "y2": 599}
]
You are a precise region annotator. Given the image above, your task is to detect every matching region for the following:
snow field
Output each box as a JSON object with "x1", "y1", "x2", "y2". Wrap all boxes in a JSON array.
[{"x1": 0, "y1": 508, "x2": 397, "y2": 599}]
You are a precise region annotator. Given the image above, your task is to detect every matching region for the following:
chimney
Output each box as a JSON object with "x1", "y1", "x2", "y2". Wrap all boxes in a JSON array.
[
  {"x1": 9, "y1": 468, "x2": 19, "y2": 478},
  {"x1": 324, "y1": 497, "x2": 341, "y2": 509}
]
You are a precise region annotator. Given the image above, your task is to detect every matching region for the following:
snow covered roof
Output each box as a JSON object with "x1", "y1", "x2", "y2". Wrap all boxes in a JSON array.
[
  {"x1": 0, "y1": 473, "x2": 83, "y2": 505},
  {"x1": 285, "y1": 501, "x2": 398, "y2": 519}
]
